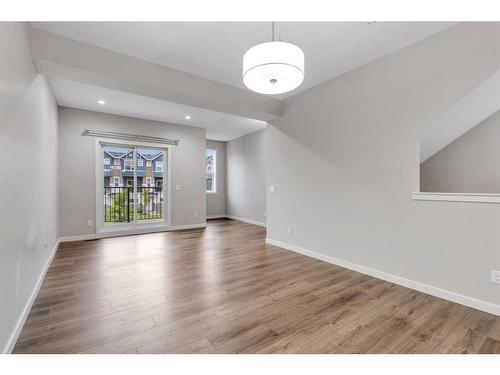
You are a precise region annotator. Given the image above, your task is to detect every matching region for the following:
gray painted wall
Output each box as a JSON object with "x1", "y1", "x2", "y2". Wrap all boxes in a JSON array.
[
  {"x1": 267, "y1": 23, "x2": 500, "y2": 308},
  {"x1": 226, "y1": 129, "x2": 267, "y2": 224},
  {"x1": 206, "y1": 140, "x2": 226, "y2": 218},
  {"x1": 58, "y1": 108, "x2": 206, "y2": 237},
  {"x1": 0, "y1": 23, "x2": 59, "y2": 352},
  {"x1": 421, "y1": 110, "x2": 500, "y2": 193}
]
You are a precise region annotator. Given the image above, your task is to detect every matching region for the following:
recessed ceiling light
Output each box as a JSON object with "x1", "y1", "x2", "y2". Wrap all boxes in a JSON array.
[
  {"x1": 98, "y1": 100, "x2": 106, "y2": 105},
  {"x1": 185, "y1": 115, "x2": 191, "y2": 120}
]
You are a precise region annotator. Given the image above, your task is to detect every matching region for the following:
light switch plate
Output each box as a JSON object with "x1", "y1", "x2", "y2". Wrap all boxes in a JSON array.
[
  {"x1": 269, "y1": 185, "x2": 276, "y2": 193},
  {"x1": 491, "y1": 270, "x2": 500, "y2": 284},
  {"x1": 175, "y1": 185, "x2": 181, "y2": 191}
]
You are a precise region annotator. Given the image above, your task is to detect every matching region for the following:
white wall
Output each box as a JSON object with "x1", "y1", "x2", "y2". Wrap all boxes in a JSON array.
[
  {"x1": 226, "y1": 129, "x2": 267, "y2": 225},
  {"x1": 58, "y1": 108, "x2": 206, "y2": 237},
  {"x1": 421, "y1": 110, "x2": 500, "y2": 193},
  {"x1": 267, "y1": 23, "x2": 500, "y2": 312},
  {"x1": 206, "y1": 140, "x2": 226, "y2": 218},
  {"x1": 0, "y1": 23, "x2": 59, "y2": 352}
]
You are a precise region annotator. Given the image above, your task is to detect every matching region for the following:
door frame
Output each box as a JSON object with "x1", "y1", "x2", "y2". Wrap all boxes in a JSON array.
[{"x1": 94, "y1": 137, "x2": 172, "y2": 235}]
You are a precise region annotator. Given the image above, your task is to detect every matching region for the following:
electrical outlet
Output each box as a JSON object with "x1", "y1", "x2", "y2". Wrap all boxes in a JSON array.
[
  {"x1": 287, "y1": 226, "x2": 292, "y2": 236},
  {"x1": 87, "y1": 219, "x2": 93, "y2": 227},
  {"x1": 194, "y1": 212, "x2": 199, "y2": 218},
  {"x1": 175, "y1": 185, "x2": 181, "y2": 191},
  {"x1": 269, "y1": 185, "x2": 276, "y2": 193},
  {"x1": 491, "y1": 270, "x2": 500, "y2": 284},
  {"x1": 43, "y1": 239, "x2": 48, "y2": 247}
]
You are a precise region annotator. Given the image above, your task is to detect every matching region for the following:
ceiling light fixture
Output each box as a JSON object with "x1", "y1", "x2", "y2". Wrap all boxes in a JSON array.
[
  {"x1": 185, "y1": 115, "x2": 191, "y2": 120},
  {"x1": 98, "y1": 100, "x2": 106, "y2": 105},
  {"x1": 243, "y1": 21, "x2": 304, "y2": 95}
]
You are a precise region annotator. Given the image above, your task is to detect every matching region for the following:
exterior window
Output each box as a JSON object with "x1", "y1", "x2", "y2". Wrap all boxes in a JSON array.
[
  {"x1": 146, "y1": 177, "x2": 152, "y2": 186},
  {"x1": 126, "y1": 179, "x2": 133, "y2": 187},
  {"x1": 155, "y1": 162, "x2": 163, "y2": 172},
  {"x1": 156, "y1": 179, "x2": 163, "y2": 187},
  {"x1": 113, "y1": 177, "x2": 120, "y2": 186},
  {"x1": 114, "y1": 159, "x2": 120, "y2": 166},
  {"x1": 206, "y1": 149, "x2": 216, "y2": 193},
  {"x1": 104, "y1": 158, "x2": 110, "y2": 165},
  {"x1": 138, "y1": 159, "x2": 143, "y2": 167},
  {"x1": 124, "y1": 159, "x2": 134, "y2": 171},
  {"x1": 146, "y1": 161, "x2": 152, "y2": 167}
]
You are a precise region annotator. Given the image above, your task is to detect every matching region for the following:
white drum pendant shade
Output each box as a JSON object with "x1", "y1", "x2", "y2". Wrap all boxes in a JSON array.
[{"x1": 243, "y1": 41, "x2": 304, "y2": 95}]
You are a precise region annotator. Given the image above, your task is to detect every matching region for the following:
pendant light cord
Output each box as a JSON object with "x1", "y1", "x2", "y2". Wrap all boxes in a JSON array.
[{"x1": 271, "y1": 21, "x2": 281, "y2": 42}]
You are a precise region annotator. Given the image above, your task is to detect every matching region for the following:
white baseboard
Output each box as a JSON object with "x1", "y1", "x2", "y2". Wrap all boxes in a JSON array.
[
  {"x1": 3, "y1": 239, "x2": 60, "y2": 354},
  {"x1": 170, "y1": 223, "x2": 207, "y2": 231},
  {"x1": 59, "y1": 223, "x2": 207, "y2": 243},
  {"x1": 265, "y1": 238, "x2": 500, "y2": 317},
  {"x1": 207, "y1": 214, "x2": 267, "y2": 227},
  {"x1": 226, "y1": 215, "x2": 266, "y2": 227},
  {"x1": 59, "y1": 233, "x2": 98, "y2": 242},
  {"x1": 206, "y1": 215, "x2": 226, "y2": 219}
]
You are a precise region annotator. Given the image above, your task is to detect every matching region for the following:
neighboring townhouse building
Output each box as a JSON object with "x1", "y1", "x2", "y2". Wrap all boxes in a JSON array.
[
  {"x1": 137, "y1": 151, "x2": 164, "y2": 188},
  {"x1": 104, "y1": 150, "x2": 164, "y2": 188},
  {"x1": 206, "y1": 152, "x2": 215, "y2": 192},
  {"x1": 103, "y1": 151, "x2": 127, "y2": 187}
]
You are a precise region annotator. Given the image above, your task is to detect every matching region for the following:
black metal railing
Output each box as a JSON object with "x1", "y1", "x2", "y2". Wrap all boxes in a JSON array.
[
  {"x1": 104, "y1": 186, "x2": 164, "y2": 223},
  {"x1": 136, "y1": 186, "x2": 164, "y2": 221}
]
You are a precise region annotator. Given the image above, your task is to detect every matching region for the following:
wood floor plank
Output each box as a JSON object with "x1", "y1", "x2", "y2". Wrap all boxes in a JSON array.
[{"x1": 13, "y1": 218, "x2": 500, "y2": 354}]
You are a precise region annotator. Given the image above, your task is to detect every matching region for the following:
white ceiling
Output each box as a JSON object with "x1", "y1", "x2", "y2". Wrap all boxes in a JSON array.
[
  {"x1": 32, "y1": 22, "x2": 456, "y2": 141},
  {"x1": 50, "y1": 78, "x2": 267, "y2": 141},
  {"x1": 32, "y1": 22, "x2": 455, "y2": 99}
]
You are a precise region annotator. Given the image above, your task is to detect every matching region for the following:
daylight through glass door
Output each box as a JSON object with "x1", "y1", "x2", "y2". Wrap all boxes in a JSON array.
[{"x1": 102, "y1": 144, "x2": 167, "y2": 226}]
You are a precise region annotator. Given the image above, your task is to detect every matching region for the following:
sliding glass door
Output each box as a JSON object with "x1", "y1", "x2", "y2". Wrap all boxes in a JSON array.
[
  {"x1": 98, "y1": 142, "x2": 169, "y2": 233},
  {"x1": 135, "y1": 147, "x2": 165, "y2": 223}
]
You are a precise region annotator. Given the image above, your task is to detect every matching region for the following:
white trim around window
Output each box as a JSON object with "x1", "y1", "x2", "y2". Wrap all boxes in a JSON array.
[{"x1": 124, "y1": 159, "x2": 134, "y2": 171}]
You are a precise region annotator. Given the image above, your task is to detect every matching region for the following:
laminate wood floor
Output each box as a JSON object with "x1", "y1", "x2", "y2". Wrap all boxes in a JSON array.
[{"x1": 13, "y1": 219, "x2": 500, "y2": 354}]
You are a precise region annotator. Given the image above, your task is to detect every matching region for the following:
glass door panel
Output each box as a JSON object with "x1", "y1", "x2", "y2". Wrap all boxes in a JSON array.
[
  {"x1": 136, "y1": 148, "x2": 166, "y2": 223},
  {"x1": 102, "y1": 145, "x2": 135, "y2": 225}
]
